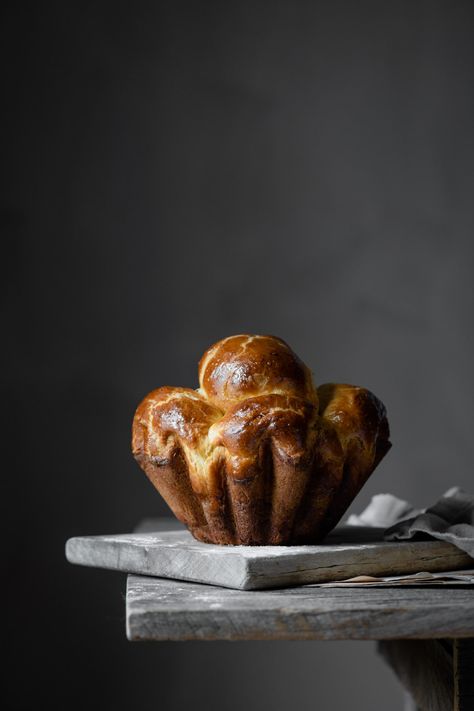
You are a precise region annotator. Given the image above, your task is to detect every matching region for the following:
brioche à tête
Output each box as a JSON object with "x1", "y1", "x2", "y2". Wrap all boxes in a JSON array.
[{"x1": 132, "y1": 334, "x2": 391, "y2": 545}]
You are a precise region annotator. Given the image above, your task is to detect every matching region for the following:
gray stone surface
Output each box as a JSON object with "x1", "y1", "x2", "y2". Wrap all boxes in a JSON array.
[
  {"x1": 126, "y1": 575, "x2": 474, "y2": 641},
  {"x1": 66, "y1": 520, "x2": 472, "y2": 590}
]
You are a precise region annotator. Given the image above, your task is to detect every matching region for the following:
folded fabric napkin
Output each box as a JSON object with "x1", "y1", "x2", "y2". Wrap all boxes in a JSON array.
[
  {"x1": 307, "y1": 487, "x2": 474, "y2": 588},
  {"x1": 347, "y1": 486, "x2": 474, "y2": 558}
]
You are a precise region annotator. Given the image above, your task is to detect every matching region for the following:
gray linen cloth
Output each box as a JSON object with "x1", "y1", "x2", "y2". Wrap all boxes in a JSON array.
[{"x1": 347, "y1": 487, "x2": 474, "y2": 559}]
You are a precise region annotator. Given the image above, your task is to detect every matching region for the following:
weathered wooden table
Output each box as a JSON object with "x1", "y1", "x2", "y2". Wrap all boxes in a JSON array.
[
  {"x1": 127, "y1": 575, "x2": 473, "y2": 710},
  {"x1": 123, "y1": 521, "x2": 474, "y2": 711}
]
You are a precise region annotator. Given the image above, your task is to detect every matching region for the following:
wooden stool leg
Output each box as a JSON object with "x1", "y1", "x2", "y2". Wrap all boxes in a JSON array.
[
  {"x1": 378, "y1": 639, "x2": 454, "y2": 711},
  {"x1": 403, "y1": 689, "x2": 421, "y2": 711},
  {"x1": 453, "y1": 639, "x2": 474, "y2": 711},
  {"x1": 378, "y1": 639, "x2": 474, "y2": 711}
]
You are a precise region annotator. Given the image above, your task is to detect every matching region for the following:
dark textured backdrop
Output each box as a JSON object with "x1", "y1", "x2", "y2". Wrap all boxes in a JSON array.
[{"x1": 4, "y1": 1, "x2": 473, "y2": 709}]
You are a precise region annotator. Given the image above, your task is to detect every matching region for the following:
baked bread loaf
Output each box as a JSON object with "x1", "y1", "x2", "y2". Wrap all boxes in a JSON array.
[{"x1": 132, "y1": 335, "x2": 391, "y2": 545}]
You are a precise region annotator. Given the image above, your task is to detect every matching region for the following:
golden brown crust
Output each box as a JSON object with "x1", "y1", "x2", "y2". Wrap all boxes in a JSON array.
[
  {"x1": 132, "y1": 336, "x2": 391, "y2": 545},
  {"x1": 198, "y1": 334, "x2": 318, "y2": 411},
  {"x1": 314, "y1": 383, "x2": 392, "y2": 538},
  {"x1": 209, "y1": 394, "x2": 319, "y2": 544}
]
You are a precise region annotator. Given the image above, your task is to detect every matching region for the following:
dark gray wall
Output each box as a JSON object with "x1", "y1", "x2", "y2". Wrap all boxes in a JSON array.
[{"x1": 4, "y1": 1, "x2": 473, "y2": 709}]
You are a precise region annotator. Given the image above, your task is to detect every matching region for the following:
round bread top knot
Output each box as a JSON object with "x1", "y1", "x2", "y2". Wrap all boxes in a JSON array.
[{"x1": 198, "y1": 334, "x2": 317, "y2": 411}]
